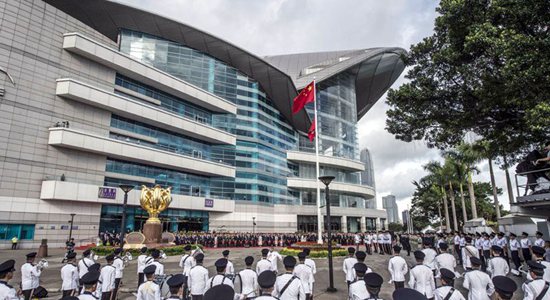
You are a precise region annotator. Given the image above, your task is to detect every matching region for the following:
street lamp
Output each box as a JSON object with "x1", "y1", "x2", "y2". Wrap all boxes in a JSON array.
[
  {"x1": 318, "y1": 175, "x2": 337, "y2": 293},
  {"x1": 252, "y1": 217, "x2": 256, "y2": 235},
  {"x1": 68, "y1": 213, "x2": 76, "y2": 241},
  {"x1": 118, "y1": 184, "x2": 134, "y2": 249}
]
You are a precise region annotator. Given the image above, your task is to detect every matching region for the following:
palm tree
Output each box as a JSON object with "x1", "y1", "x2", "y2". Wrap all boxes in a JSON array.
[
  {"x1": 423, "y1": 161, "x2": 451, "y2": 232},
  {"x1": 445, "y1": 155, "x2": 469, "y2": 225},
  {"x1": 442, "y1": 157, "x2": 462, "y2": 231},
  {"x1": 471, "y1": 141, "x2": 501, "y2": 219}
]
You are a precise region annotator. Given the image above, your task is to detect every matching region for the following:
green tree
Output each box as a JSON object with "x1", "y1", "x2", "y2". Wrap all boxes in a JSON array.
[
  {"x1": 422, "y1": 161, "x2": 452, "y2": 231},
  {"x1": 388, "y1": 222, "x2": 404, "y2": 232},
  {"x1": 386, "y1": 0, "x2": 550, "y2": 164}
]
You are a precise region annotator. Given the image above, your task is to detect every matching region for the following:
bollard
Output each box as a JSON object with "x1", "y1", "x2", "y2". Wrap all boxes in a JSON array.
[{"x1": 37, "y1": 239, "x2": 48, "y2": 258}]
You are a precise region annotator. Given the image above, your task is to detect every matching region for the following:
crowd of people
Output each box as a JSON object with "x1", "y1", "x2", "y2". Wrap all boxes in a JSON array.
[{"x1": 0, "y1": 230, "x2": 549, "y2": 300}]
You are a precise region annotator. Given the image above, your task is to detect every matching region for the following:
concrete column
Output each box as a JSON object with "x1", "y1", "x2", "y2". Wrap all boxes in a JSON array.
[
  {"x1": 360, "y1": 216, "x2": 366, "y2": 232},
  {"x1": 341, "y1": 216, "x2": 348, "y2": 233}
]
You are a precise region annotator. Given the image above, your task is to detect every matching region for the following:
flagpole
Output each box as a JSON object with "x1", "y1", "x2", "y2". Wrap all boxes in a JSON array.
[{"x1": 313, "y1": 79, "x2": 323, "y2": 245}]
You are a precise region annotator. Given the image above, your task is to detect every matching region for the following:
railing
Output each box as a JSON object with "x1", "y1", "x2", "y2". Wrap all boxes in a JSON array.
[{"x1": 514, "y1": 167, "x2": 550, "y2": 202}]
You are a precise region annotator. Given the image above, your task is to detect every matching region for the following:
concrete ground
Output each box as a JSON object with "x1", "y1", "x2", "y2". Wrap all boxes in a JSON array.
[{"x1": 0, "y1": 247, "x2": 526, "y2": 299}]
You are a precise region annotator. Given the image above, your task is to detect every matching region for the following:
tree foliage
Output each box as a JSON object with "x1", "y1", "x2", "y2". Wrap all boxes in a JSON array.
[
  {"x1": 386, "y1": 0, "x2": 550, "y2": 163},
  {"x1": 388, "y1": 222, "x2": 404, "y2": 232}
]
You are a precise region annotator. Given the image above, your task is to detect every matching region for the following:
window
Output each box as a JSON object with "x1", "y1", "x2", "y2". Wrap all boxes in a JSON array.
[{"x1": 0, "y1": 224, "x2": 35, "y2": 240}]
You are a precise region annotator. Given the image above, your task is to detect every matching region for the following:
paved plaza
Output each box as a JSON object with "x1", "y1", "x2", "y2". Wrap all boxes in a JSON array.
[{"x1": 1, "y1": 246, "x2": 527, "y2": 299}]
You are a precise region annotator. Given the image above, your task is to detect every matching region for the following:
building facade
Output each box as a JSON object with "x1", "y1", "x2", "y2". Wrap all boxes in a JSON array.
[
  {"x1": 360, "y1": 148, "x2": 376, "y2": 191},
  {"x1": 0, "y1": 0, "x2": 404, "y2": 248},
  {"x1": 382, "y1": 195, "x2": 400, "y2": 224}
]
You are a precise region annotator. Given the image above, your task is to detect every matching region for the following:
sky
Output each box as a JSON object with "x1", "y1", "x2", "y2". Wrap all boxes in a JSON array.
[{"x1": 119, "y1": 0, "x2": 517, "y2": 218}]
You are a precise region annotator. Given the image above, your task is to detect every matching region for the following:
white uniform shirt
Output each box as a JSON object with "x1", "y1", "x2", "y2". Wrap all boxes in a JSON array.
[
  {"x1": 349, "y1": 280, "x2": 369, "y2": 300},
  {"x1": 112, "y1": 257, "x2": 124, "y2": 279},
  {"x1": 267, "y1": 251, "x2": 282, "y2": 273},
  {"x1": 21, "y1": 262, "x2": 41, "y2": 290},
  {"x1": 454, "y1": 236, "x2": 461, "y2": 245},
  {"x1": 205, "y1": 274, "x2": 234, "y2": 294},
  {"x1": 304, "y1": 258, "x2": 316, "y2": 283},
  {"x1": 462, "y1": 269, "x2": 494, "y2": 300},
  {"x1": 522, "y1": 279, "x2": 550, "y2": 300},
  {"x1": 377, "y1": 234, "x2": 384, "y2": 244},
  {"x1": 274, "y1": 274, "x2": 305, "y2": 300},
  {"x1": 475, "y1": 239, "x2": 483, "y2": 250},
  {"x1": 540, "y1": 260, "x2": 550, "y2": 282},
  {"x1": 179, "y1": 254, "x2": 195, "y2": 276},
  {"x1": 78, "y1": 291, "x2": 98, "y2": 300},
  {"x1": 0, "y1": 281, "x2": 19, "y2": 300},
  {"x1": 434, "y1": 286, "x2": 466, "y2": 300},
  {"x1": 238, "y1": 269, "x2": 258, "y2": 298},
  {"x1": 78, "y1": 257, "x2": 95, "y2": 279},
  {"x1": 435, "y1": 253, "x2": 457, "y2": 277},
  {"x1": 99, "y1": 265, "x2": 116, "y2": 292},
  {"x1": 150, "y1": 261, "x2": 164, "y2": 276},
  {"x1": 136, "y1": 281, "x2": 160, "y2": 300},
  {"x1": 384, "y1": 233, "x2": 391, "y2": 244},
  {"x1": 293, "y1": 263, "x2": 313, "y2": 293},
  {"x1": 460, "y1": 237, "x2": 466, "y2": 247},
  {"x1": 535, "y1": 238, "x2": 545, "y2": 247},
  {"x1": 388, "y1": 255, "x2": 408, "y2": 282},
  {"x1": 61, "y1": 263, "x2": 79, "y2": 291},
  {"x1": 225, "y1": 260, "x2": 235, "y2": 276},
  {"x1": 487, "y1": 256, "x2": 509, "y2": 278},
  {"x1": 256, "y1": 258, "x2": 273, "y2": 275},
  {"x1": 521, "y1": 238, "x2": 533, "y2": 249},
  {"x1": 510, "y1": 239, "x2": 520, "y2": 251},
  {"x1": 497, "y1": 238, "x2": 508, "y2": 249},
  {"x1": 462, "y1": 246, "x2": 480, "y2": 269},
  {"x1": 408, "y1": 264, "x2": 435, "y2": 299},
  {"x1": 482, "y1": 239, "x2": 491, "y2": 251},
  {"x1": 423, "y1": 248, "x2": 438, "y2": 270},
  {"x1": 355, "y1": 234, "x2": 362, "y2": 244},
  {"x1": 343, "y1": 257, "x2": 358, "y2": 282},
  {"x1": 188, "y1": 265, "x2": 209, "y2": 295},
  {"x1": 137, "y1": 254, "x2": 148, "y2": 274},
  {"x1": 365, "y1": 234, "x2": 372, "y2": 245}
]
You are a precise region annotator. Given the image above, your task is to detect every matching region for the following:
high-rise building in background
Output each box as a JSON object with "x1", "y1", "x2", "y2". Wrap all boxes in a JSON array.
[
  {"x1": 382, "y1": 195, "x2": 400, "y2": 224},
  {"x1": 0, "y1": 0, "x2": 405, "y2": 248},
  {"x1": 360, "y1": 148, "x2": 376, "y2": 209}
]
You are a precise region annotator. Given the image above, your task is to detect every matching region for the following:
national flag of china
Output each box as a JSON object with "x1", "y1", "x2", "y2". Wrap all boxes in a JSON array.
[
  {"x1": 292, "y1": 81, "x2": 315, "y2": 114},
  {"x1": 308, "y1": 118, "x2": 316, "y2": 141}
]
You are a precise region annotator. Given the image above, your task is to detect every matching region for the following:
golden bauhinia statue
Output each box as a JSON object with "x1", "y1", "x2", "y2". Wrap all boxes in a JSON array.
[{"x1": 140, "y1": 185, "x2": 172, "y2": 224}]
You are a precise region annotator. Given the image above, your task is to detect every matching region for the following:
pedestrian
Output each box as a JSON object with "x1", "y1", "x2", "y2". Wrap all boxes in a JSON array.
[
  {"x1": 349, "y1": 263, "x2": 369, "y2": 300},
  {"x1": 165, "y1": 274, "x2": 185, "y2": 300},
  {"x1": 435, "y1": 243, "x2": 457, "y2": 279},
  {"x1": 409, "y1": 250, "x2": 435, "y2": 299},
  {"x1": 256, "y1": 249, "x2": 272, "y2": 275},
  {"x1": 521, "y1": 261, "x2": 549, "y2": 299},
  {"x1": 462, "y1": 257, "x2": 494, "y2": 300},
  {"x1": 393, "y1": 288, "x2": 428, "y2": 300},
  {"x1": 178, "y1": 245, "x2": 195, "y2": 298},
  {"x1": 434, "y1": 268, "x2": 465, "y2": 300},
  {"x1": 274, "y1": 256, "x2": 305, "y2": 300},
  {"x1": 10, "y1": 236, "x2": 17, "y2": 250},
  {"x1": 388, "y1": 245, "x2": 408, "y2": 290},
  {"x1": 532, "y1": 246, "x2": 550, "y2": 282},
  {"x1": 255, "y1": 271, "x2": 278, "y2": 299},
  {"x1": 61, "y1": 252, "x2": 79, "y2": 297},
  {"x1": 205, "y1": 258, "x2": 234, "y2": 293},
  {"x1": 487, "y1": 246, "x2": 509, "y2": 278},
  {"x1": 364, "y1": 272, "x2": 384, "y2": 299},
  {"x1": 222, "y1": 250, "x2": 235, "y2": 280},
  {"x1": 521, "y1": 232, "x2": 533, "y2": 262},
  {"x1": 21, "y1": 252, "x2": 42, "y2": 300},
  {"x1": 99, "y1": 255, "x2": 116, "y2": 300},
  {"x1": 509, "y1": 233, "x2": 522, "y2": 274},
  {"x1": 237, "y1": 256, "x2": 258, "y2": 299},
  {"x1": 137, "y1": 247, "x2": 149, "y2": 288},
  {"x1": 137, "y1": 265, "x2": 160, "y2": 300},
  {"x1": 293, "y1": 252, "x2": 313, "y2": 300},
  {"x1": 492, "y1": 276, "x2": 517, "y2": 300},
  {"x1": 188, "y1": 253, "x2": 208, "y2": 300}
]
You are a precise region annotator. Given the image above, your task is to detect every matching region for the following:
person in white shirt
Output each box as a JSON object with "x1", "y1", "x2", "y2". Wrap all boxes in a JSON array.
[
  {"x1": 79, "y1": 270, "x2": 100, "y2": 300},
  {"x1": 237, "y1": 256, "x2": 258, "y2": 298},
  {"x1": 78, "y1": 249, "x2": 95, "y2": 280},
  {"x1": 409, "y1": 250, "x2": 435, "y2": 299},
  {"x1": 303, "y1": 248, "x2": 316, "y2": 292},
  {"x1": 492, "y1": 276, "x2": 518, "y2": 300},
  {"x1": 343, "y1": 247, "x2": 358, "y2": 287},
  {"x1": 509, "y1": 233, "x2": 522, "y2": 273},
  {"x1": 188, "y1": 253, "x2": 209, "y2": 299},
  {"x1": 61, "y1": 252, "x2": 79, "y2": 297},
  {"x1": 495, "y1": 232, "x2": 509, "y2": 263},
  {"x1": 178, "y1": 245, "x2": 195, "y2": 299},
  {"x1": 149, "y1": 250, "x2": 164, "y2": 278},
  {"x1": 21, "y1": 252, "x2": 42, "y2": 300},
  {"x1": 294, "y1": 252, "x2": 313, "y2": 299},
  {"x1": 453, "y1": 233, "x2": 462, "y2": 265},
  {"x1": 388, "y1": 245, "x2": 408, "y2": 290},
  {"x1": 255, "y1": 270, "x2": 278, "y2": 300},
  {"x1": 535, "y1": 232, "x2": 545, "y2": 247},
  {"x1": 487, "y1": 246, "x2": 509, "y2": 278},
  {"x1": 462, "y1": 237, "x2": 480, "y2": 272},
  {"x1": 481, "y1": 234, "x2": 492, "y2": 272},
  {"x1": 274, "y1": 256, "x2": 305, "y2": 300},
  {"x1": 349, "y1": 263, "x2": 369, "y2": 300},
  {"x1": 205, "y1": 258, "x2": 234, "y2": 295},
  {"x1": 364, "y1": 272, "x2": 384, "y2": 300},
  {"x1": 435, "y1": 243, "x2": 457, "y2": 278},
  {"x1": 222, "y1": 250, "x2": 235, "y2": 280},
  {"x1": 422, "y1": 242, "x2": 438, "y2": 283},
  {"x1": 532, "y1": 246, "x2": 550, "y2": 282},
  {"x1": 377, "y1": 232, "x2": 385, "y2": 255},
  {"x1": 383, "y1": 231, "x2": 392, "y2": 255},
  {"x1": 267, "y1": 248, "x2": 282, "y2": 274},
  {"x1": 365, "y1": 233, "x2": 373, "y2": 255},
  {"x1": 165, "y1": 274, "x2": 185, "y2": 300},
  {"x1": 521, "y1": 232, "x2": 533, "y2": 262},
  {"x1": 0, "y1": 259, "x2": 18, "y2": 300},
  {"x1": 434, "y1": 268, "x2": 465, "y2": 300},
  {"x1": 112, "y1": 248, "x2": 124, "y2": 297},
  {"x1": 522, "y1": 261, "x2": 550, "y2": 300},
  {"x1": 354, "y1": 233, "x2": 362, "y2": 251},
  {"x1": 256, "y1": 249, "x2": 273, "y2": 275},
  {"x1": 137, "y1": 247, "x2": 150, "y2": 288},
  {"x1": 463, "y1": 256, "x2": 494, "y2": 300},
  {"x1": 137, "y1": 265, "x2": 160, "y2": 300},
  {"x1": 99, "y1": 254, "x2": 116, "y2": 300}
]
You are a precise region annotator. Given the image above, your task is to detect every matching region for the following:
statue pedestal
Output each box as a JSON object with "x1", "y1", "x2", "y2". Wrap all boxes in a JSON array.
[{"x1": 143, "y1": 222, "x2": 162, "y2": 244}]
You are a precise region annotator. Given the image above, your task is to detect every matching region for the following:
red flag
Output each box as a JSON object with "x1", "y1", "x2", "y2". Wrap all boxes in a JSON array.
[
  {"x1": 308, "y1": 118, "x2": 316, "y2": 141},
  {"x1": 292, "y1": 81, "x2": 315, "y2": 114}
]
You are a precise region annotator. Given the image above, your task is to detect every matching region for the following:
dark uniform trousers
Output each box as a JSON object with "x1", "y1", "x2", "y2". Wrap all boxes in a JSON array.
[
  {"x1": 191, "y1": 296, "x2": 203, "y2": 300},
  {"x1": 100, "y1": 291, "x2": 112, "y2": 300},
  {"x1": 22, "y1": 289, "x2": 32, "y2": 300},
  {"x1": 112, "y1": 278, "x2": 121, "y2": 298},
  {"x1": 62, "y1": 290, "x2": 75, "y2": 297},
  {"x1": 394, "y1": 281, "x2": 405, "y2": 289},
  {"x1": 522, "y1": 248, "x2": 532, "y2": 262},
  {"x1": 137, "y1": 273, "x2": 144, "y2": 288},
  {"x1": 511, "y1": 250, "x2": 521, "y2": 270}
]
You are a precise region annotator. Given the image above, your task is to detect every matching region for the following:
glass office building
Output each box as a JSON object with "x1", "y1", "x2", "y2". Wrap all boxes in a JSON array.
[{"x1": 0, "y1": 0, "x2": 404, "y2": 248}]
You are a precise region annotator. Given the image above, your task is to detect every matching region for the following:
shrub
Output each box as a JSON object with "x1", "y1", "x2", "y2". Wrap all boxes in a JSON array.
[
  {"x1": 88, "y1": 244, "x2": 202, "y2": 256},
  {"x1": 280, "y1": 247, "x2": 347, "y2": 258}
]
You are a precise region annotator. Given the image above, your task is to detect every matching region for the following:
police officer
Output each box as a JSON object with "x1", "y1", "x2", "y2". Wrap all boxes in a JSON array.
[
  {"x1": 388, "y1": 245, "x2": 408, "y2": 290},
  {"x1": 462, "y1": 257, "x2": 494, "y2": 300},
  {"x1": 294, "y1": 252, "x2": 313, "y2": 299},
  {"x1": 206, "y1": 258, "x2": 234, "y2": 292},
  {"x1": 99, "y1": 254, "x2": 116, "y2": 300},
  {"x1": 435, "y1": 243, "x2": 456, "y2": 279},
  {"x1": 434, "y1": 268, "x2": 464, "y2": 300},
  {"x1": 256, "y1": 249, "x2": 272, "y2": 275},
  {"x1": 533, "y1": 246, "x2": 550, "y2": 282},
  {"x1": 274, "y1": 256, "x2": 305, "y2": 300},
  {"x1": 364, "y1": 272, "x2": 384, "y2": 300},
  {"x1": 188, "y1": 253, "x2": 208, "y2": 300},
  {"x1": 137, "y1": 247, "x2": 149, "y2": 288},
  {"x1": 349, "y1": 263, "x2": 369, "y2": 299},
  {"x1": 150, "y1": 249, "x2": 165, "y2": 278},
  {"x1": 343, "y1": 247, "x2": 358, "y2": 287},
  {"x1": 112, "y1": 248, "x2": 124, "y2": 298},
  {"x1": 422, "y1": 242, "x2": 438, "y2": 282},
  {"x1": 522, "y1": 261, "x2": 549, "y2": 300},
  {"x1": 238, "y1": 256, "x2": 258, "y2": 299},
  {"x1": 509, "y1": 233, "x2": 522, "y2": 274},
  {"x1": 303, "y1": 248, "x2": 316, "y2": 292},
  {"x1": 61, "y1": 252, "x2": 79, "y2": 297},
  {"x1": 461, "y1": 237, "x2": 479, "y2": 271},
  {"x1": 535, "y1": 232, "x2": 545, "y2": 247},
  {"x1": 165, "y1": 274, "x2": 185, "y2": 300},
  {"x1": 393, "y1": 288, "x2": 429, "y2": 300},
  {"x1": 137, "y1": 265, "x2": 160, "y2": 300},
  {"x1": 0, "y1": 259, "x2": 18, "y2": 300},
  {"x1": 409, "y1": 250, "x2": 435, "y2": 300},
  {"x1": 204, "y1": 284, "x2": 235, "y2": 300},
  {"x1": 179, "y1": 245, "x2": 195, "y2": 298},
  {"x1": 521, "y1": 232, "x2": 533, "y2": 262},
  {"x1": 222, "y1": 250, "x2": 235, "y2": 280},
  {"x1": 487, "y1": 246, "x2": 509, "y2": 278},
  {"x1": 267, "y1": 248, "x2": 282, "y2": 274},
  {"x1": 79, "y1": 249, "x2": 95, "y2": 280},
  {"x1": 492, "y1": 276, "x2": 517, "y2": 300},
  {"x1": 21, "y1": 252, "x2": 41, "y2": 300},
  {"x1": 79, "y1": 270, "x2": 100, "y2": 300},
  {"x1": 255, "y1": 270, "x2": 278, "y2": 299}
]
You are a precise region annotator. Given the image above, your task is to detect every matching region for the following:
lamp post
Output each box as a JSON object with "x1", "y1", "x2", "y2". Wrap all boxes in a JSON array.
[
  {"x1": 118, "y1": 184, "x2": 134, "y2": 249},
  {"x1": 68, "y1": 213, "x2": 76, "y2": 241},
  {"x1": 318, "y1": 175, "x2": 336, "y2": 293},
  {"x1": 252, "y1": 217, "x2": 256, "y2": 235}
]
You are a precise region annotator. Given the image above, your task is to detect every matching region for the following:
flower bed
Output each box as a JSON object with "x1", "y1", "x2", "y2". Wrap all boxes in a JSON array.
[
  {"x1": 286, "y1": 241, "x2": 339, "y2": 250},
  {"x1": 280, "y1": 247, "x2": 348, "y2": 258},
  {"x1": 89, "y1": 244, "x2": 202, "y2": 256}
]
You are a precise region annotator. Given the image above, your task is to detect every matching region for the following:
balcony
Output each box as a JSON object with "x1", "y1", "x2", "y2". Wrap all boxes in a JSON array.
[
  {"x1": 286, "y1": 178, "x2": 375, "y2": 198},
  {"x1": 55, "y1": 79, "x2": 235, "y2": 145},
  {"x1": 286, "y1": 150, "x2": 365, "y2": 172},
  {"x1": 62, "y1": 32, "x2": 236, "y2": 114},
  {"x1": 48, "y1": 127, "x2": 235, "y2": 178}
]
